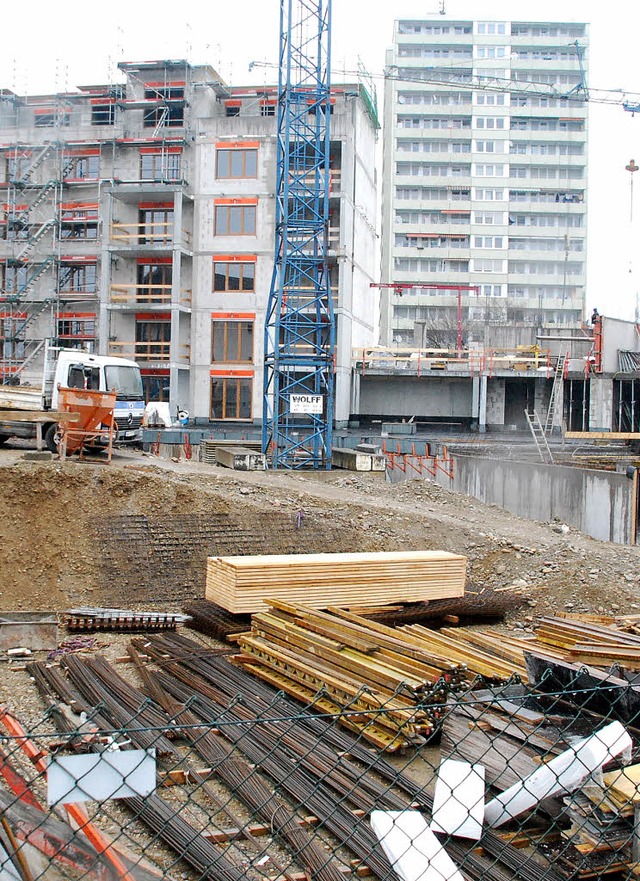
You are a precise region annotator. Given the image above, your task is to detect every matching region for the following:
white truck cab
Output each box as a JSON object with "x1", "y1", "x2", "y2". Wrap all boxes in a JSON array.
[{"x1": 0, "y1": 345, "x2": 145, "y2": 451}]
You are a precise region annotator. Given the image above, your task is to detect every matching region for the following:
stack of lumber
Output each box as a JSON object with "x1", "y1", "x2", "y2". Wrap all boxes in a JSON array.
[
  {"x1": 232, "y1": 601, "x2": 531, "y2": 752},
  {"x1": 534, "y1": 615, "x2": 640, "y2": 668},
  {"x1": 206, "y1": 550, "x2": 466, "y2": 614}
]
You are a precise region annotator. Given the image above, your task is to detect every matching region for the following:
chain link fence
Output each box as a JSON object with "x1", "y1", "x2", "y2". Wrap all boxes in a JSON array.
[{"x1": 1, "y1": 636, "x2": 640, "y2": 881}]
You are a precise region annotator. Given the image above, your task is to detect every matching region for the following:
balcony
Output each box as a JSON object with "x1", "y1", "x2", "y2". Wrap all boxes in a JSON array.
[
  {"x1": 107, "y1": 340, "x2": 190, "y2": 363},
  {"x1": 110, "y1": 221, "x2": 192, "y2": 248},
  {"x1": 109, "y1": 284, "x2": 191, "y2": 308}
]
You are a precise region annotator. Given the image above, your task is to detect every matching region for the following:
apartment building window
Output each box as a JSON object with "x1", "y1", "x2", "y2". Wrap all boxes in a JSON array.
[
  {"x1": 473, "y1": 259, "x2": 504, "y2": 272},
  {"x1": 0, "y1": 313, "x2": 26, "y2": 362},
  {"x1": 213, "y1": 258, "x2": 256, "y2": 292},
  {"x1": 477, "y1": 22, "x2": 506, "y2": 34},
  {"x1": 60, "y1": 203, "x2": 99, "y2": 240},
  {"x1": 140, "y1": 149, "x2": 182, "y2": 182},
  {"x1": 481, "y1": 284, "x2": 503, "y2": 297},
  {"x1": 57, "y1": 312, "x2": 96, "y2": 347},
  {"x1": 260, "y1": 101, "x2": 276, "y2": 117},
  {"x1": 59, "y1": 261, "x2": 97, "y2": 296},
  {"x1": 474, "y1": 164, "x2": 505, "y2": 177},
  {"x1": 143, "y1": 86, "x2": 184, "y2": 127},
  {"x1": 34, "y1": 108, "x2": 70, "y2": 127},
  {"x1": 211, "y1": 316, "x2": 254, "y2": 362},
  {"x1": 138, "y1": 204, "x2": 174, "y2": 243},
  {"x1": 135, "y1": 318, "x2": 171, "y2": 359},
  {"x1": 64, "y1": 153, "x2": 100, "y2": 181},
  {"x1": 473, "y1": 211, "x2": 504, "y2": 224},
  {"x1": 3, "y1": 266, "x2": 28, "y2": 295},
  {"x1": 475, "y1": 46, "x2": 507, "y2": 59},
  {"x1": 214, "y1": 200, "x2": 257, "y2": 235},
  {"x1": 474, "y1": 118, "x2": 506, "y2": 130},
  {"x1": 141, "y1": 370, "x2": 170, "y2": 404},
  {"x1": 6, "y1": 152, "x2": 31, "y2": 181},
  {"x1": 210, "y1": 374, "x2": 252, "y2": 420},
  {"x1": 91, "y1": 101, "x2": 115, "y2": 125},
  {"x1": 475, "y1": 141, "x2": 500, "y2": 153},
  {"x1": 137, "y1": 260, "x2": 172, "y2": 303},
  {"x1": 474, "y1": 236, "x2": 503, "y2": 248},
  {"x1": 475, "y1": 94, "x2": 505, "y2": 106},
  {"x1": 473, "y1": 188, "x2": 505, "y2": 200},
  {"x1": 216, "y1": 145, "x2": 258, "y2": 179}
]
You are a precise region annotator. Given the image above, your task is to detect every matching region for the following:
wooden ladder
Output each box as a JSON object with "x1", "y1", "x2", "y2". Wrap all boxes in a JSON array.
[{"x1": 525, "y1": 409, "x2": 554, "y2": 464}]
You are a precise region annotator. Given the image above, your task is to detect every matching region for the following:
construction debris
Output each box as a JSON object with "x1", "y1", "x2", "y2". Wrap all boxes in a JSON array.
[{"x1": 206, "y1": 550, "x2": 467, "y2": 614}]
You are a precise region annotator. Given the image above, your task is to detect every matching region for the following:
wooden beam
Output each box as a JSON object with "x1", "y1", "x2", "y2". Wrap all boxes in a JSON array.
[
  {"x1": 564, "y1": 431, "x2": 640, "y2": 440},
  {"x1": 0, "y1": 410, "x2": 80, "y2": 423}
]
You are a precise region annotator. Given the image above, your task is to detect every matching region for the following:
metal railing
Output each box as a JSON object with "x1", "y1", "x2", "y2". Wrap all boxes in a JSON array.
[{"x1": 353, "y1": 346, "x2": 552, "y2": 377}]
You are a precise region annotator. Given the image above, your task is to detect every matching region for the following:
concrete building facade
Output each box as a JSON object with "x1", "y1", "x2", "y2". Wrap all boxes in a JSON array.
[
  {"x1": 0, "y1": 60, "x2": 379, "y2": 427},
  {"x1": 380, "y1": 18, "x2": 588, "y2": 349}
]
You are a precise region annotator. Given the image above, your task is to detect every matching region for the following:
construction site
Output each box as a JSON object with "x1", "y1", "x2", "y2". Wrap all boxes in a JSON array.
[{"x1": 3, "y1": 2, "x2": 640, "y2": 881}]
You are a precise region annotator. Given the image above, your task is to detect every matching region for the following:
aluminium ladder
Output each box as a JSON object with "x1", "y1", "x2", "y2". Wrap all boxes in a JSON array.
[
  {"x1": 544, "y1": 352, "x2": 568, "y2": 437},
  {"x1": 525, "y1": 409, "x2": 554, "y2": 464}
]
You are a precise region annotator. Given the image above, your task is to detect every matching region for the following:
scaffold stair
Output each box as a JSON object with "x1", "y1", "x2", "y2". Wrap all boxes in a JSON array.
[{"x1": 525, "y1": 409, "x2": 555, "y2": 464}]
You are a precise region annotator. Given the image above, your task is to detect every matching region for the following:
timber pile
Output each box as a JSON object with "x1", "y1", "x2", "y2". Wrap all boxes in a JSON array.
[
  {"x1": 232, "y1": 601, "x2": 532, "y2": 751},
  {"x1": 206, "y1": 549, "x2": 466, "y2": 614}
]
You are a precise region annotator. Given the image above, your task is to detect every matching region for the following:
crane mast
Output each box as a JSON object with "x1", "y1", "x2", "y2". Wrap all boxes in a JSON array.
[{"x1": 262, "y1": 0, "x2": 334, "y2": 469}]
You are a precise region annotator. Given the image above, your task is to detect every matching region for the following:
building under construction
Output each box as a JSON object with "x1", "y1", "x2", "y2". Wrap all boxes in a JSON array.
[{"x1": 0, "y1": 60, "x2": 379, "y2": 426}]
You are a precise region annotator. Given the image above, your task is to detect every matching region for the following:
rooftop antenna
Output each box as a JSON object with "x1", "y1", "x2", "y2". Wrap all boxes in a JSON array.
[{"x1": 626, "y1": 158, "x2": 638, "y2": 223}]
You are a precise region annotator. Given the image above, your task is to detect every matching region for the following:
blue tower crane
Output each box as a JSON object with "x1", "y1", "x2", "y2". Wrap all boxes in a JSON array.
[{"x1": 262, "y1": 0, "x2": 334, "y2": 469}]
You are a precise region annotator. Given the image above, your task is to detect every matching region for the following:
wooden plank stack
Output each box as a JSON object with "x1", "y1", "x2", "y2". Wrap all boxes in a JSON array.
[
  {"x1": 206, "y1": 550, "x2": 466, "y2": 614},
  {"x1": 231, "y1": 600, "x2": 534, "y2": 752}
]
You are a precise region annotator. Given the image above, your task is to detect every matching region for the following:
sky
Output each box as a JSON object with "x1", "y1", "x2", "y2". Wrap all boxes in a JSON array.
[{"x1": 2, "y1": 0, "x2": 640, "y2": 319}]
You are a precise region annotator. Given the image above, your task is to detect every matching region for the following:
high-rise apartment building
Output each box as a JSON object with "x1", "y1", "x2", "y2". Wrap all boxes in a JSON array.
[
  {"x1": 0, "y1": 61, "x2": 379, "y2": 426},
  {"x1": 380, "y1": 19, "x2": 588, "y2": 349}
]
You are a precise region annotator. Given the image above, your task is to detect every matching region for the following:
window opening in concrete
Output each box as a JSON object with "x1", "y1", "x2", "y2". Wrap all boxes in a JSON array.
[
  {"x1": 213, "y1": 261, "x2": 255, "y2": 292},
  {"x1": 211, "y1": 320, "x2": 254, "y2": 362},
  {"x1": 214, "y1": 205, "x2": 256, "y2": 235},
  {"x1": 216, "y1": 149, "x2": 258, "y2": 179},
  {"x1": 210, "y1": 376, "x2": 252, "y2": 420},
  {"x1": 614, "y1": 379, "x2": 640, "y2": 432}
]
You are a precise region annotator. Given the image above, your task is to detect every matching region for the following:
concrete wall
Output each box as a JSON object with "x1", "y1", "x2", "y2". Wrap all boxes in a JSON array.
[
  {"x1": 601, "y1": 316, "x2": 640, "y2": 373},
  {"x1": 359, "y1": 375, "x2": 473, "y2": 419},
  {"x1": 388, "y1": 453, "x2": 634, "y2": 544}
]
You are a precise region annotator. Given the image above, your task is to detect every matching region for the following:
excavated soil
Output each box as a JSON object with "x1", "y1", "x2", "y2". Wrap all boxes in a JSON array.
[{"x1": 0, "y1": 449, "x2": 639, "y2": 622}]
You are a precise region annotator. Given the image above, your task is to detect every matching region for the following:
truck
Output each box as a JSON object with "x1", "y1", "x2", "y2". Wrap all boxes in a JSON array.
[{"x1": 0, "y1": 345, "x2": 145, "y2": 452}]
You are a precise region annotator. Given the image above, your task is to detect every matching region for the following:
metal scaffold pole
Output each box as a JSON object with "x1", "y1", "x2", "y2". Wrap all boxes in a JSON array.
[{"x1": 262, "y1": 0, "x2": 334, "y2": 470}]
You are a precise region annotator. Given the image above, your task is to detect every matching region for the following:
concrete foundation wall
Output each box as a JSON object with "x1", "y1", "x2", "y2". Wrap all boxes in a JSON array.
[{"x1": 413, "y1": 454, "x2": 634, "y2": 544}]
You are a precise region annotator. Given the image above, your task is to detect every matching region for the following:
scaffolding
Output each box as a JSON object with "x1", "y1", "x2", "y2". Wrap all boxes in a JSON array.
[{"x1": 262, "y1": 0, "x2": 334, "y2": 469}]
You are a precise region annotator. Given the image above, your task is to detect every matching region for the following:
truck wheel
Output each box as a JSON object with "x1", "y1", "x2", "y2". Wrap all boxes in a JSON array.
[{"x1": 44, "y1": 424, "x2": 61, "y2": 454}]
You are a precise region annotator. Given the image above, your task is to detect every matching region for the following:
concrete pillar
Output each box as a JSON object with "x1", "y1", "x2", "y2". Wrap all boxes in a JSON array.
[
  {"x1": 169, "y1": 194, "x2": 185, "y2": 419},
  {"x1": 479, "y1": 374, "x2": 488, "y2": 433},
  {"x1": 351, "y1": 369, "x2": 360, "y2": 416},
  {"x1": 472, "y1": 375, "x2": 480, "y2": 421},
  {"x1": 98, "y1": 190, "x2": 112, "y2": 356}
]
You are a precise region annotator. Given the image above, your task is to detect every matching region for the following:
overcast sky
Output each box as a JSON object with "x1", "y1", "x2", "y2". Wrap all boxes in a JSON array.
[{"x1": 3, "y1": 0, "x2": 640, "y2": 320}]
